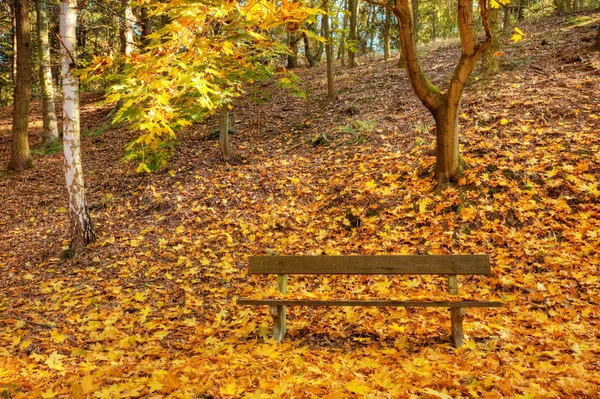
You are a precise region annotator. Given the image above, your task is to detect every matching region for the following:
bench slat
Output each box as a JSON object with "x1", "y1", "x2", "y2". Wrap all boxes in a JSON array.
[
  {"x1": 249, "y1": 255, "x2": 491, "y2": 275},
  {"x1": 237, "y1": 299, "x2": 502, "y2": 308}
]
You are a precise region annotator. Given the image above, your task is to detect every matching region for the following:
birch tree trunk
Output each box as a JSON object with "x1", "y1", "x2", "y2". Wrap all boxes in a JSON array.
[
  {"x1": 60, "y1": 0, "x2": 96, "y2": 253},
  {"x1": 36, "y1": 0, "x2": 59, "y2": 146},
  {"x1": 9, "y1": 0, "x2": 32, "y2": 172},
  {"x1": 120, "y1": 0, "x2": 134, "y2": 56}
]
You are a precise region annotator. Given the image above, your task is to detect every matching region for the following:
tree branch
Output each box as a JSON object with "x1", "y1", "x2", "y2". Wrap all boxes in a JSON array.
[{"x1": 52, "y1": 31, "x2": 77, "y2": 67}]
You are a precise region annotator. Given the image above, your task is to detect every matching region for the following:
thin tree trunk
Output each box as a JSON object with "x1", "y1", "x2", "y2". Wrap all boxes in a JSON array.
[
  {"x1": 348, "y1": 0, "x2": 359, "y2": 68},
  {"x1": 9, "y1": 0, "x2": 32, "y2": 172},
  {"x1": 503, "y1": 6, "x2": 511, "y2": 32},
  {"x1": 36, "y1": 0, "x2": 59, "y2": 146},
  {"x1": 287, "y1": 34, "x2": 300, "y2": 69},
  {"x1": 481, "y1": 5, "x2": 500, "y2": 75},
  {"x1": 384, "y1": 8, "x2": 391, "y2": 60},
  {"x1": 595, "y1": 23, "x2": 600, "y2": 50},
  {"x1": 338, "y1": 0, "x2": 348, "y2": 65},
  {"x1": 219, "y1": 107, "x2": 233, "y2": 163},
  {"x1": 11, "y1": 1, "x2": 17, "y2": 85},
  {"x1": 140, "y1": 6, "x2": 151, "y2": 45},
  {"x1": 412, "y1": 0, "x2": 418, "y2": 42},
  {"x1": 60, "y1": 0, "x2": 96, "y2": 253},
  {"x1": 120, "y1": 0, "x2": 134, "y2": 56},
  {"x1": 324, "y1": 4, "x2": 335, "y2": 101}
]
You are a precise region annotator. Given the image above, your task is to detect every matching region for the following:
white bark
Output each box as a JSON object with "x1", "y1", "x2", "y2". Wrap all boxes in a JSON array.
[
  {"x1": 120, "y1": 0, "x2": 134, "y2": 56},
  {"x1": 60, "y1": 0, "x2": 95, "y2": 252}
]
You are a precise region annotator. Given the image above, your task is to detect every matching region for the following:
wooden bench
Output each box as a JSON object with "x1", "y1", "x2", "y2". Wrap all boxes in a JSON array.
[{"x1": 237, "y1": 255, "x2": 501, "y2": 347}]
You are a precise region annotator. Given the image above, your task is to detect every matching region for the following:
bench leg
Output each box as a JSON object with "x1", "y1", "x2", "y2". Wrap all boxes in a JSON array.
[
  {"x1": 450, "y1": 307, "x2": 466, "y2": 348},
  {"x1": 269, "y1": 305, "x2": 286, "y2": 342}
]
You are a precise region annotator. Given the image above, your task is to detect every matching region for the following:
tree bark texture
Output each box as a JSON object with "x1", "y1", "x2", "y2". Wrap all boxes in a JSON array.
[
  {"x1": 348, "y1": 0, "x2": 359, "y2": 68},
  {"x1": 36, "y1": 0, "x2": 59, "y2": 146},
  {"x1": 302, "y1": 17, "x2": 324, "y2": 68},
  {"x1": 384, "y1": 8, "x2": 391, "y2": 60},
  {"x1": 412, "y1": 0, "x2": 418, "y2": 42},
  {"x1": 140, "y1": 6, "x2": 151, "y2": 45},
  {"x1": 338, "y1": 0, "x2": 348, "y2": 65},
  {"x1": 120, "y1": 0, "x2": 134, "y2": 56},
  {"x1": 324, "y1": 5, "x2": 335, "y2": 101},
  {"x1": 287, "y1": 33, "x2": 300, "y2": 69},
  {"x1": 60, "y1": 0, "x2": 96, "y2": 252},
  {"x1": 481, "y1": 5, "x2": 500, "y2": 76},
  {"x1": 9, "y1": 0, "x2": 32, "y2": 172},
  {"x1": 219, "y1": 107, "x2": 234, "y2": 163}
]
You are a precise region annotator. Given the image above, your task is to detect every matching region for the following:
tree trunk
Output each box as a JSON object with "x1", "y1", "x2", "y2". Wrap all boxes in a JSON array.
[
  {"x1": 348, "y1": 0, "x2": 359, "y2": 68},
  {"x1": 140, "y1": 6, "x2": 151, "y2": 45},
  {"x1": 433, "y1": 101, "x2": 461, "y2": 182},
  {"x1": 219, "y1": 107, "x2": 234, "y2": 163},
  {"x1": 287, "y1": 33, "x2": 300, "y2": 69},
  {"x1": 9, "y1": 0, "x2": 32, "y2": 172},
  {"x1": 324, "y1": 4, "x2": 335, "y2": 101},
  {"x1": 412, "y1": 0, "x2": 418, "y2": 42},
  {"x1": 11, "y1": 1, "x2": 17, "y2": 85},
  {"x1": 595, "y1": 23, "x2": 600, "y2": 51},
  {"x1": 392, "y1": 0, "x2": 491, "y2": 184},
  {"x1": 302, "y1": 24, "x2": 324, "y2": 68},
  {"x1": 60, "y1": 0, "x2": 96, "y2": 253},
  {"x1": 481, "y1": 5, "x2": 500, "y2": 75},
  {"x1": 554, "y1": 0, "x2": 567, "y2": 12},
  {"x1": 120, "y1": 0, "x2": 134, "y2": 56},
  {"x1": 384, "y1": 8, "x2": 391, "y2": 60},
  {"x1": 503, "y1": 6, "x2": 511, "y2": 32},
  {"x1": 338, "y1": 0, "x2": 348, "y2": 65},
  {"x1": 36, "y1": 0, "x2": 59, "y2": 146}
]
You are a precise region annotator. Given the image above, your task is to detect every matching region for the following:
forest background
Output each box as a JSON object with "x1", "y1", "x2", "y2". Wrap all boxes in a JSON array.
[{"x1": 1, "y1": 0, "x2": 600, "y2": 397}]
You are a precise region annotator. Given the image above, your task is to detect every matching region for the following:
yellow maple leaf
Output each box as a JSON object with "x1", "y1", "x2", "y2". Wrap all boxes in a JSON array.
[
  {"x1": 219, "y1": 382, "x2": 243, "y2": 396},
  {"x1": 346, "y1": 379, "x2": 370, "y2": 395},
  {"x1": 511, "y1": 27, "x2": 526, "y2": 43},
  {"x1": 45, "y1": 352, "x2": 66, "y2": 371},
  {"x1": 50, "y1": 329, "x2": 67, "y2": 344},
  {"x1": 40, "y1": 387, "x2": 59, "y2": 399},
  {"x1": 148, "y1": 379, "x2": 164, "y2": 393},
  {"x1": 419, "y1": 197, "x2": 433, "y2": 214},
  {"x1": 80, "y1": 375, "x2": 100, "y2": 394}
]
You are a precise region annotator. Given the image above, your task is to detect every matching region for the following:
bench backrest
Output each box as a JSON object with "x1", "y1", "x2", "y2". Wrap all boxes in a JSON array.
[{"x1": 248, "y1": 255, "x2": 491, "y2": 275}]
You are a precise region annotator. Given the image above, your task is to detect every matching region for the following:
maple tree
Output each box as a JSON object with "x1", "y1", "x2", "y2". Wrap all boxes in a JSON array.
[{"x1": 96, "y1": 0, "x2": 318, "y2": 170}]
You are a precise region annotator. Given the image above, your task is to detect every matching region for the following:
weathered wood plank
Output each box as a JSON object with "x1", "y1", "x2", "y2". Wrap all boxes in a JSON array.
[
  {"x1": 268, "y1": 274, "x2": 287, "y2": 342},
  {"x1": 450, "y1": 307, "x2": 466, "y2": 347},
  {"x1": 248, "y1": 255, "x2": 491, "y2": 275},
  {"x1": 237, "y1": 299, "x2": 502, "y2": 308},
  {"x1": 448, "y1": 275, "x2": 459, "y2": 295}
]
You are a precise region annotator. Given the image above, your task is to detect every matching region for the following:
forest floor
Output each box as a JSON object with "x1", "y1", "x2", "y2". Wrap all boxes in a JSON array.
[{"x1": 1, "y1": 12, "x2": 600, "y2": 399}]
